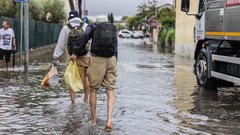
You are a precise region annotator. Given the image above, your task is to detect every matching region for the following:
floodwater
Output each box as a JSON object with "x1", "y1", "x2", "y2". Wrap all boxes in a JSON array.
[{"x1": 0, "y1": 38, "x2": 240, "y2": 135}]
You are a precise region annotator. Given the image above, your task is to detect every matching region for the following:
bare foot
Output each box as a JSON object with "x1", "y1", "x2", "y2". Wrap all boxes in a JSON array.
[
  {"x1": 105, "y1": 124, "x2": 112, "y2": 132},
  {"x1": 84, "y1": 100, "x2": 89, "y2": 106},
  {"x1": 91, "y1": 120, "x2": 97, "y2": 126}
]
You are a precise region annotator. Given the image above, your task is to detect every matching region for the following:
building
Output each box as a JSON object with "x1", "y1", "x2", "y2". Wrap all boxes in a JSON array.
[{"x1": 175, "y1": 1, "x2": 198, "y2": 58}]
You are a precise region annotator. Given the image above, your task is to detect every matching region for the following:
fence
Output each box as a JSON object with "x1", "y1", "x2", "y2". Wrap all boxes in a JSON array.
[{"x1": 0, "y1": 17, "x2": 61, "y2": 52}]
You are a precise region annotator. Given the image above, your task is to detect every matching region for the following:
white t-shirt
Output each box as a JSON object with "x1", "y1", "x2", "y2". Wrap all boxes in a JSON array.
[{"x1": 0, "y1": 28, "x2": 15, "y2": 50}]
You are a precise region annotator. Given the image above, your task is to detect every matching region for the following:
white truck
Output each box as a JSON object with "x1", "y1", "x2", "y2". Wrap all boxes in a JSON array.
[{"x1": 181, "y1": 0, "x2": 240, "y2": 89}]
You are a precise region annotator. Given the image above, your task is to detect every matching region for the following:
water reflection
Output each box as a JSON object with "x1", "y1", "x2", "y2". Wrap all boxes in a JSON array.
[{"x1": 173, "y1": 57, "x2": 240, "y2": 134}]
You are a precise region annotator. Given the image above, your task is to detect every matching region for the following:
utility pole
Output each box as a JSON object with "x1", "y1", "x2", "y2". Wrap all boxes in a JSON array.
[
  {"x1": 23, "y1": 0, "x2": 29, "y2": 73},
  {"x1": 83, "y1": 0, "x2": 86, "y2": 16},
  {"x1": 20, "y1": 2, "x2": 23, "y2": 66},
  {"x1": 15, "y1": 0, "x2": 28, "y2": 72},
  {"x1": 69, "y1": 0, "x2": 75, "y2": 10},
  {"x1": 78, "y1": 0, "x2": 82, "y2": 18}
]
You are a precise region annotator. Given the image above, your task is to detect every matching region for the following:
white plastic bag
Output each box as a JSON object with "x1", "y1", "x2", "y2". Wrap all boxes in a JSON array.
[{"x1": 41, "y1": 64, "x2": 59, "y2": 87}]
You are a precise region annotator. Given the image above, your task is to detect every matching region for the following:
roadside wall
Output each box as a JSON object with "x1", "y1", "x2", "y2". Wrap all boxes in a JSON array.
[
  {"x1": 175, "y1": 1, "x2": 197, "y2": 58},
  {"x1": 153, "y1": 29, "x2": 159, "y2": 44}
]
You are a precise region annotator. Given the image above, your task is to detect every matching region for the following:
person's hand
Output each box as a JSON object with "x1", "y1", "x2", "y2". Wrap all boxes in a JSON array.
[
  {"x1": 13, "y1": 45, "x2": 16, "y2": 51},
  {"x1": 69, "y1": 54, "x2": 77, "y2": 61},
  {"x1": 52, "y1": 59, "x2": 59, "y2": 66}
]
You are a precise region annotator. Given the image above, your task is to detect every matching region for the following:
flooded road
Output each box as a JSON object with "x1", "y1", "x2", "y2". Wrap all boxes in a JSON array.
[{"x1": 0, "y1": 38, "x2": 240, "y2": 134}]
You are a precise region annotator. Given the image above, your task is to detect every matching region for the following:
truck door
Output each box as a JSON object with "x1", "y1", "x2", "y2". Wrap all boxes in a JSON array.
[
  {"x1": 225, "y1": 0, "x2": 240, "y2": 41},
  {"x1": 195, "y1": 0, "x2": 205, "y2": 42},
  {"x1": 205, "y1": 0, "x2": 225, "y2": 39}
]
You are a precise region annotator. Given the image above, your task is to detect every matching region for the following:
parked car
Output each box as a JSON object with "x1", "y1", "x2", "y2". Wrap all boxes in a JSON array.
[
  {"x1": 133, "y1": 31, "x2": 143, "y2": 39},
  {"x1": 118, "y1": 30, "x2": 141, "y2": 38}
]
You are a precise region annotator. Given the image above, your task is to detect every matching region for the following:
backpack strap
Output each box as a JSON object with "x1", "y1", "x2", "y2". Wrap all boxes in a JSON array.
[
  {"x1": 67, "y1": 23, "x2": 74, "y2": 30},
  {"x1": 79, "y1": 22, "x2": 84, "y2": 29}
]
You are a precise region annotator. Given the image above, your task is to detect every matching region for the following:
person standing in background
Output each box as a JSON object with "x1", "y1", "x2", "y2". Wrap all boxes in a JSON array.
[{"x1": 0, "y1": 20, "x2": 16, "y2": 71}]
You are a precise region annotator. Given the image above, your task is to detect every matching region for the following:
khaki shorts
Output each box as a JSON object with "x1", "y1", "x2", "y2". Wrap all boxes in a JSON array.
[
  {"x1": 76, "y1": 56, "x2": 91, "y2": 84},
  {"x1": 87, "y1": 56, "x2": 117, "y2": 93}
]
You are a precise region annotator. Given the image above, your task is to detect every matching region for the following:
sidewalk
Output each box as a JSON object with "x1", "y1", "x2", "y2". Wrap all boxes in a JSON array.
[{"x1": 0, "y1": 44, "x2": 57, "y2": 69}]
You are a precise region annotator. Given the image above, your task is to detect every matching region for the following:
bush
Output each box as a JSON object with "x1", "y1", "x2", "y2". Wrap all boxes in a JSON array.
[
  {"x1": 42, "y1": 0, "x2": 66, "y2": 23},
  {"x1": 115, "y1": 23, "x2": 126, "y2": 31},
  {"x1": 166, "y1": 29, "x2": 175, "y2": 45},
  {"x1": 0, "y1": 0, "x2": 66, "y2": 23},
  {"x1": 162, "y1": 18, "x2": 175, "y2": 28},
  {"x1": 29, "y1": 0, "x2": 44, "y2": 21},
  {"x1": 159, "y1": 28, "x2": 168, "y2": 48},
  {"x1": 0, "y1": 0, "x2": 15, "y2": 18}
]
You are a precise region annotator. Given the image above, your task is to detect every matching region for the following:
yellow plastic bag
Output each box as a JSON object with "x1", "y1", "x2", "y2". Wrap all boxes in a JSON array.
[{"x1": 64, "y1": 61, "x2": 83, "y2": 92}]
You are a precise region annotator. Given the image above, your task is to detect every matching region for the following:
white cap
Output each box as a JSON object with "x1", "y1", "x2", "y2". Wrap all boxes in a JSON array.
[{"x1": 96, "y1": 16, "x2": 108, "y2": 23}]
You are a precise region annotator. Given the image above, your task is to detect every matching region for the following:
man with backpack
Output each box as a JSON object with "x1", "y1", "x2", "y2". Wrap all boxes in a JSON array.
[
  {"x1": 70, "y1": 16, "x2": 118, "y2": 132},
  {"x1": 53, "y1": 10, "x2": 91, "y2": 104}
]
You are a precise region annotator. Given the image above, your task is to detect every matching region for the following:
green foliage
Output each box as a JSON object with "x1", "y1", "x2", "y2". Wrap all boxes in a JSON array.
[
  {"x1": 162, "y1": 18, "x2": 175, "y2": 28},
  {"x1": 126, "y1": 16, "x2": 141, "y2": 30},
  {"x1": 157, "y1": 8, "x2": 175, "y2": 28},
  {"x1": 42, "y1": 0, "x2": 66, "y2": 23},
  {"x1": 0, "y1": 0, "x2": 66, "y2": 23},
  {"x1": 108, "y1": 13, "x2": 114, "y2": 23},
  {"x1": 115, "y1": 23, "x2": 126, "y2": 31},
  {"x1": 29, "y1": 0, "x2": 44, "y2": 21},
  {"x1": 0, "y1": 0, "x2": 15, "y2": 18},
  {"x1": 159, "y1": 28, "x2": 168, "y2": 48},
  {"x1": 88, "y1": 18, "x2": 94, "y2": 24},
  {"x1": 121, "y1": 16, "x2": 129, "y2": 22},
  {"x1": 166, "y1": 29, "x2": 175, "y2": 45}
]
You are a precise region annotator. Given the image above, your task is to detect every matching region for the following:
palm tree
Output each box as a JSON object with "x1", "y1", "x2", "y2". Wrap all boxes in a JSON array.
[{"x1": 69, "y1": 0, "x2": 75, "y2": 10}]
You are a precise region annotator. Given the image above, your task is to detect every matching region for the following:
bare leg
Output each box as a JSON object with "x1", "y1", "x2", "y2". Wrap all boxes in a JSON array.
[
  {"x1": 0, "y1": 60, "x2": 3, "y2": 68},
  {"x1": 6, "y1": 61, "x2": 9, "y2": 72},
  {"x1": 84, "y1": 77, "x2": 90, "y2": 104},
  {"x1": 106, "y1": 90, "x2": 114, "y2": 127},
  {"x1": 90, "y1": 91, "x2": 97, "y2": 125},
  {"x1": 69, "y1": 89, "x2": 76, "y2": 104}
]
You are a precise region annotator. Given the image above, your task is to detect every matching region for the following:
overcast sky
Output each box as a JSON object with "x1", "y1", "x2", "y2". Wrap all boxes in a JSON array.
[{"x1": 85, "y1": 0, "x2": 173, "y2": 20}]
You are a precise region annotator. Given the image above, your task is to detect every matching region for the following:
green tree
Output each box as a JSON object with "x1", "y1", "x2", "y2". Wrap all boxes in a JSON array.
[
  {"x1": 42, "y1": 0, "x2": 66, "y2": 23},
  {"x1": 0, "y1": 0, "x2": 15, "y2": 18},
  {"x1": 126, "y1": 16, "x2": 140, "y2": 30},
  {"x1": 0, "y1": 0, "x2": 66, "y2": 23},
  {"x1": 157, "y1": 8, "x2": 175, "y2": 28},
  {"x1": 115, "y1": 22, "x2": 125, "y2": 31},
  {"x1": 121, "y1": 16, "x2": 129, "y2": 22},
  {"x1": 108, "y1": 13, "x2": 114, "y2": 23},
  {"x1": 110, "y1": 13, "x2": 114, "y2": 23},
  {"x1": 29, "y1": 0, "x2": 44, "y2": 21}
]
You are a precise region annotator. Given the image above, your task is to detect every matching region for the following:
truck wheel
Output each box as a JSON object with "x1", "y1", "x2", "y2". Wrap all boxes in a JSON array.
[{"x1": 195, "y1": 49, "x2": 217, "y2": 89}]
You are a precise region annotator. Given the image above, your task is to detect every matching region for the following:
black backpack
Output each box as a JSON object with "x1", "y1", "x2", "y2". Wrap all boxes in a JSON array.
[
  {"x1": 67, "y1": 22, "x2": 87, "y2": 56},
  {"x1": 91, "y1": 22, "x2": 117, "y2": 57}
]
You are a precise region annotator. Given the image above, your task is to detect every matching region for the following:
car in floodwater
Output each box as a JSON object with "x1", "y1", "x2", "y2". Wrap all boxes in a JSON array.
[{"x1": 118, "y1": 29, "x2": 142, "y2": 39}]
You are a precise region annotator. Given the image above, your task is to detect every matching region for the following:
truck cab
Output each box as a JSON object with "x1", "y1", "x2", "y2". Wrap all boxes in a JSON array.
[{"x1": 181, "y1": 0, "x2": 240, "y2": 89}]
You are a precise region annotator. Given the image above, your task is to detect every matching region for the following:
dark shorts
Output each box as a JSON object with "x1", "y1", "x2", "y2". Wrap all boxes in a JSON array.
[{"x1": 0, "y1": 49, "x2": 12, "y2": 62}]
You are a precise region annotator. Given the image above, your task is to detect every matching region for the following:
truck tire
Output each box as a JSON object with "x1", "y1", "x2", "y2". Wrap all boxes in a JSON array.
[{"x1": 195, "y1": 49, "x2": 217, "y2": 89}]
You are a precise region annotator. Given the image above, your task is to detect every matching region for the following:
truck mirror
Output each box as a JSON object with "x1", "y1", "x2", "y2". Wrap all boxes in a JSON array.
[{"x1": 181, "y1": 0, "x2": 190, "y2": 13}]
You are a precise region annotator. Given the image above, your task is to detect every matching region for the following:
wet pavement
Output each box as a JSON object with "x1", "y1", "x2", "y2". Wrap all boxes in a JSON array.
[{"x1": 0, "y1": 38, "x2": 240, "y2": 135}]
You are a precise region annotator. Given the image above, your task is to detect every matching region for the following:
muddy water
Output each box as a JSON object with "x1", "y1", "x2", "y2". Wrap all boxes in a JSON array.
[{"x1": 0, "y1": 38, "x2": 240, "y2": 135}]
